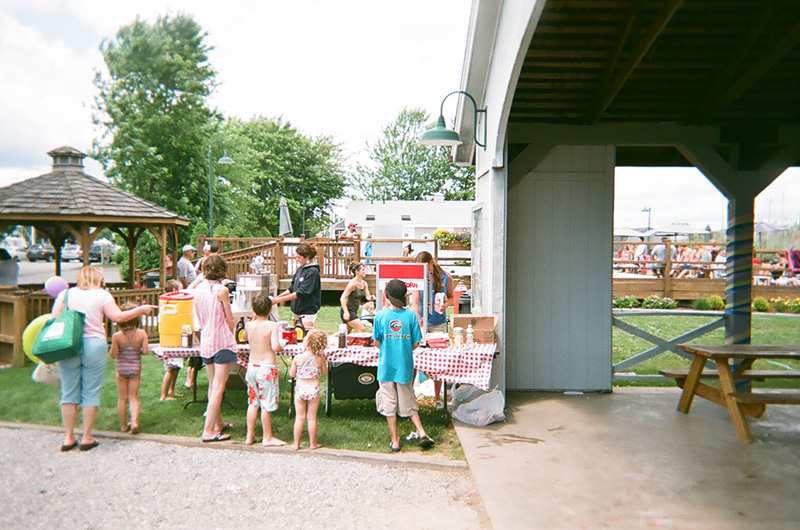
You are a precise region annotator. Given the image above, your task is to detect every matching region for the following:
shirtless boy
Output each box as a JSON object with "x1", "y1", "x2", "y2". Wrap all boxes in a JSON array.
[{"x1": 243, "y1": 293, "x2": 286, "y2": 446}]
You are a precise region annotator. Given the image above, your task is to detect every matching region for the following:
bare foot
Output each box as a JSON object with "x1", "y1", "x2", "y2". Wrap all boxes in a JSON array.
[
  {"x1": 310, "y1": 443, "x2": 322, "y2": 450},
  {"x1": 245, "y1": 437, "x2": 255, "y2": 446},
  {"x1": 262, "y1": 437, "x2": 286, "y2": 447},
  {"x1": 159, "y1": 396, "x2": 175, "y2": 401},
  {"x1": 292, "y1": 444, "x2": 301, "y2": 451},
  {"x1": 121, "y1": 423, "x2": 130, "y2": 433},
  {"x1": 168, "y1": 392, "x2": 183, "y2": 398},
  {"x1": 130, "y1": 424, "x2": 140, "y2": 435}
]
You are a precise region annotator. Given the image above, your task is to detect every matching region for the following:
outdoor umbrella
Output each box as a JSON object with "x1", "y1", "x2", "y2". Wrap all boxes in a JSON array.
[
  {"x1": 278, "y1": 197, "x2": 293, "y2": 236},
  {"x1": 648, "y1": 222, "x2": 710, "y2": 237},
  {"x1": 754, "y1": 221, "x2": 788, "y2": 234},
  {"x1": 613, "y1": 227, "x2": 644, "y2": 237}
]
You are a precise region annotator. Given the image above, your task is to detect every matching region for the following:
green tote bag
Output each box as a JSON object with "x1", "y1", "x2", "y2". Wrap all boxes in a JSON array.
[{"x1": 32, "y1": 290, "x2": 85, "y2": 364}]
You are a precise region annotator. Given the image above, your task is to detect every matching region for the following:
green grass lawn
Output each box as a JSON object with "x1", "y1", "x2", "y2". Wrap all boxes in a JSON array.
[
  {"x1": 0, "y1": 305, "x2": 462, "y2": 458},
  {"x1": 613, "y1": 313, "x2": 800, "y2": 387},
  {"x1": 3, "y1": 308, "x2": 798, "y2": 454}
]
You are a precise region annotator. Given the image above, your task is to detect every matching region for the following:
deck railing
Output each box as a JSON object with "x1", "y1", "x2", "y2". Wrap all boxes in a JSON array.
[{"x1": 137, "y1": 236, "x2": 472, "y2": 286}]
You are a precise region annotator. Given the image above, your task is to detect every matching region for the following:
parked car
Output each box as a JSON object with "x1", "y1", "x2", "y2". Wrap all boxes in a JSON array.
[
  {"x1": 88, "y1": 245, "x2": 102, "y2": 263},
  {"x1": 61, "y1": 243, "x2": 82, "y2": 262},
  {"x1": 0, "y1": 237, "x2": 28, "y2": 262},
  {"x1": 26, "y1": 243, "x2": 55, "y2": 262}
]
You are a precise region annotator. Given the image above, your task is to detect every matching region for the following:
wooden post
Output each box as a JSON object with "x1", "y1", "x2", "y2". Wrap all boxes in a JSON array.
[
  {"x1": 276, "y1": 239, "x2": 285, "y2": 280},
  {"x1": 663, "y1": 240, "x2": 672, "y2": 298}
]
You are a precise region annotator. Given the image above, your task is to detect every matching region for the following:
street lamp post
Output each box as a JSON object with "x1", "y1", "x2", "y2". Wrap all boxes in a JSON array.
[
  {"x1": 642, "y1": 206, "x2": 652, "y2": 231},
  {"x1": 207, "y1": 145, "x2": 234, "y2": 237},
  {"x1": 301, "y1": 200, "x2": 312, "y2": 237}
]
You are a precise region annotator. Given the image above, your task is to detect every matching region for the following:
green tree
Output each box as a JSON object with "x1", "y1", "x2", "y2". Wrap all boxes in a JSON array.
[
  {"x1": 212, "y1": 117, "x2": 347, "y2": 237},
  {"x1": 353, "y1": 108, "x2": 475, "y2": 201},
  {"x1": 92, "y1": 13, "x2": 218, "y2": 228}
]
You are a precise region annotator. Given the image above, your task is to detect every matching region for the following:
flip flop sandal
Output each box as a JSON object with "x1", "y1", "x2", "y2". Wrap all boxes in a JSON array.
[
  {"x1": 60, "y1": 441, "x2": 78, "y2": 452},
  {"x1": 389, "y1": 442, "x2": 402, "y2": 453},
  {"x1": 202, "y1": 433, "x2": 231, "y2": 443},
  {"x1": 130, "y1": 425, "x2": 140, "y2": 435},
  {"x1": 418, "y1": 436, "x2": 435, "y2": 449},
  {"x1": 220, "y1": 423, "x2": 233, "y2": 433},
  {"x1": 78, "y1": 441, "x2": 100, "y2": 452}
]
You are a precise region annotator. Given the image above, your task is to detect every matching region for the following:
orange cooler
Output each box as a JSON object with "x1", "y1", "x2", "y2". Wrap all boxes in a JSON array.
[{"x1": 159, "y1": 292, "x2": 194, "y2": 347}]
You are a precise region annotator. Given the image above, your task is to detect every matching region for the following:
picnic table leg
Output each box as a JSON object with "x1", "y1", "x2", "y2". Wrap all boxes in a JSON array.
[
  {"x1": 715, "y1": 359, "x2": 753, "y2": 443},
  {"x1": 677, "y1": 354, "x2": 706, "y2": 413},
  {"x1": 184, "y1": 357, "x2": 207, "y2": 410}
]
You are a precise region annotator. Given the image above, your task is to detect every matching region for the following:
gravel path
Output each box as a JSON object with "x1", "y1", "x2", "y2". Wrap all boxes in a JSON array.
[{"x1": 0, "y1": 425, "x2": 489, "y2": 529}]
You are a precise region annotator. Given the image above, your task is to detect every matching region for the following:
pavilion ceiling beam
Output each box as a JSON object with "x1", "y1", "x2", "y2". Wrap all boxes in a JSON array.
[
  {"x1": 590, "y1": 0, "x2": 639, "y2": 121},
  {"x1": 702, "y1": 16, "x2": 800, "y2": 121},
  {"x1": 586, "y1": 0, "x2": 683, "y2": 124},
  {"x1": 696, "y1": 4, "x2": 773, "y2": 123}
]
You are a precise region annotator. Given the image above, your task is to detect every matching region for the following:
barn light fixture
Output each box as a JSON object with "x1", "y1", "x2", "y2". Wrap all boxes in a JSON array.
[{"x1": 420, "y1": 90, "x2": 486, "y2": 149}]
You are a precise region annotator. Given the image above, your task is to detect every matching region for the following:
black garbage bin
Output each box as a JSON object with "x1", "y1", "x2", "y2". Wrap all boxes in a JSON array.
[
  {"x1": 325, "y1": 363, "x2": 379, "y2": 416},
  {"x1": 458, "y1": 291, "x2": 472, "y2": 314}
]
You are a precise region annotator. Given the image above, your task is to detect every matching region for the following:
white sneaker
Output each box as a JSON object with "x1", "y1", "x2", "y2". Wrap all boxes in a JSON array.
[{"x1": 406, "y1": 432, "x2": 419, "y2": 441}]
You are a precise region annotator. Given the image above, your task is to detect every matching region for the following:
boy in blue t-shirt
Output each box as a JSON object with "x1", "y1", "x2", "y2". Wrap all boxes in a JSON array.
[{"x1": 373, "y1": 279, "x2": 434, "y2": 452}]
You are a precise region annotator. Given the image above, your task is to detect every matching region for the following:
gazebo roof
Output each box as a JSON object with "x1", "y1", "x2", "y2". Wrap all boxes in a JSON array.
[
  {"x1": 0, "y1": 146, "x2": 189, "y2": 226},
  {"x1": 0, "y1": 146, "x2": 187, "y2": 288}
]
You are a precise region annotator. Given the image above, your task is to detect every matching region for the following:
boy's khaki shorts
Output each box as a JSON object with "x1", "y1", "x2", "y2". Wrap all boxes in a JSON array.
[{"x1": 376, "y1": 381, "x2": 419, "y2": 417}]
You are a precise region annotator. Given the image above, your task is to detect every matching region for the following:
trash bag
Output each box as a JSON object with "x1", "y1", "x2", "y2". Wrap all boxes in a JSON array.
[
  {"x1": 451, "y1": 388, "x2": 506, "y2": 427},
  {"x1": 451, "y1": 383, "x2": 484, "y2": 405}
]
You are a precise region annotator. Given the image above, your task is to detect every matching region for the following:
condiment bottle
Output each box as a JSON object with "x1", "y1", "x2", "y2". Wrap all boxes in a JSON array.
[
  {"x1": 235, "y1": 317, "x2": 246, "y2": 344},
  {"x1": 453, "y1": 327, "x2": 464, "y2": 347},
  {"x1": 180, "y1": 324, "x2": 193, "y2": 348},
  {"x1": 338, "y1": 323, "x2": 347, "y2": 348},
  {"x1": 295, "y1": 323, "x2": 305, "y2": 341},
  {"x1": 466, "y1": 324, "x2": 474, "y2": 345}
]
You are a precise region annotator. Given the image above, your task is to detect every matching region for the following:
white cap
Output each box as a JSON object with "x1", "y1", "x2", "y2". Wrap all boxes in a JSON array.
[{"x1": 182, "y1": 244, "x2": 196, "y2": 252}]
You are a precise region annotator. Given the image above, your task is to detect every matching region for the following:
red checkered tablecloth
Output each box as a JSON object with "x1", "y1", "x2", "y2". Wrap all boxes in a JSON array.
[{"x1": 154, "y1": 341, "x2": 497, "y2": 391}]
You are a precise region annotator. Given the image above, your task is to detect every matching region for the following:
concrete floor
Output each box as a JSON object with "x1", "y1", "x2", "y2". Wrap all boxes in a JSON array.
[{"x1": 454, "y1": 387, "x2": 800, "y2": 529}]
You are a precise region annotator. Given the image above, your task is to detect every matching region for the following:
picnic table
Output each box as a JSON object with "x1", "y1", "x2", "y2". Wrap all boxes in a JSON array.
[{"x1": 661, "y1": 344, "x2": 800, "y2": 442}]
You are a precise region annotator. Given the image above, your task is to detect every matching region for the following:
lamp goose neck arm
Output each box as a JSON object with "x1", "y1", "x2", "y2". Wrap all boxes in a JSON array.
[{"x1": 420, "y1": 90, "x2": 486, "y2": 149}]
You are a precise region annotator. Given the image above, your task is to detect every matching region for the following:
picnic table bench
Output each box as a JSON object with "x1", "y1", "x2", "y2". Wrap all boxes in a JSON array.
[{"x1": 661, "y1": 344, "x2": 800, "y2": 442}]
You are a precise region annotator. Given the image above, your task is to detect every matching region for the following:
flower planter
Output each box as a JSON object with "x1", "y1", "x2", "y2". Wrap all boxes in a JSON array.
[{"x1": 439, "y1": 241, "x2": 470, "y2": 251}]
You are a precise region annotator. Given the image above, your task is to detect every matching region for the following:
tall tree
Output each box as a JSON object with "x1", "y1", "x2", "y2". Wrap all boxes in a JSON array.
[
  {"x1": 353, "y1": 108, "x2": 475, "y2": 201},
  {"x1": 212, "y1": 117, "x2": 347, "y2": 237},
  {"x1": 92, "y1": 14, "x2": 218, "y2": 224}
]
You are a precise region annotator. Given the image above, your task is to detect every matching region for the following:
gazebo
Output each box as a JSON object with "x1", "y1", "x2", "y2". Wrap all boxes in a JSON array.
[{"x1": 0, "y1": 146, "x2": 189, "y2": 288}]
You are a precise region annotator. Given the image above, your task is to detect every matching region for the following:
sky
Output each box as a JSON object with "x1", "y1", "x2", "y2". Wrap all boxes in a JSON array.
[{"x1": 1, "y1": 0, "x2": 798, "y2": 232}]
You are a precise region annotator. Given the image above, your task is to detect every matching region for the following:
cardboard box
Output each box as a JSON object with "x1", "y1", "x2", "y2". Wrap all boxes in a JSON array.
[{"x1": 450, "y1": 314, "x2": 497, "y2": 344}]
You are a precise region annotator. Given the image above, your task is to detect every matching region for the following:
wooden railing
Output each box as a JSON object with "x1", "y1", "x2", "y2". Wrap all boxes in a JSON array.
[
  {"x1": 137, "y1": 236, "x2": 472, "y2": 287},
  {"x1": 0, "y1": 286, "x2": 162, "y2": 367},
  {"x1": 612, "y1": 241, "x2": 799, "y2": 300}
]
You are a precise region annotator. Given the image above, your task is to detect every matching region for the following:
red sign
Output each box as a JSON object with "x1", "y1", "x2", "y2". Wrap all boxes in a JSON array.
[{"x1": 376, "y1": 263, "x2": 426, "y2": 291}]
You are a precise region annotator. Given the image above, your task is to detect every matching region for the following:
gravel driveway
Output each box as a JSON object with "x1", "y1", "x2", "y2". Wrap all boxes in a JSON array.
[{"x1": 0, "y1": 425, "x2": 489, "y2": 529}]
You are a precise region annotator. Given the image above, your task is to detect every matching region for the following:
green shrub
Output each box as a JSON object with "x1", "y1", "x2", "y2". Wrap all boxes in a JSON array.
[
  {"x1": 790, "y1": 298, "x2": 800, "y2": 314},
  {"x1": 752, "y1": 297, "x2": 770, "y2": 312},
  {"x1": 707, "y1": 295, "x2": 725, "y2": 310},
  {"x1": 692, "y1": 298, "x2": 711, "y2": 310},
  {"x1": 641, "y1": 295, "x2": 677, "y2": 309},
  {"x1": 772, "y1": 297, "x2": 790, "y2": 313},
  {"x1": 613, "y1": 295, "x2": 640, "y2": 309}
]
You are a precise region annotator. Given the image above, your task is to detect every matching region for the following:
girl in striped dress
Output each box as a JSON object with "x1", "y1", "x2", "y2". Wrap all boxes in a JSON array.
[{"x1": 110, "y1": 301, "x2": 149, "y2": 434}]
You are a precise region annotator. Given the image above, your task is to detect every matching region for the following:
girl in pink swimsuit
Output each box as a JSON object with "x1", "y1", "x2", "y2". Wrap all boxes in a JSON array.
[
  {"x1": 110, "y1": 302, "x2": 149, "y2": 435},
  {"x1": 289, "y1": 329, "x2": 329, "y2": 450}
]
